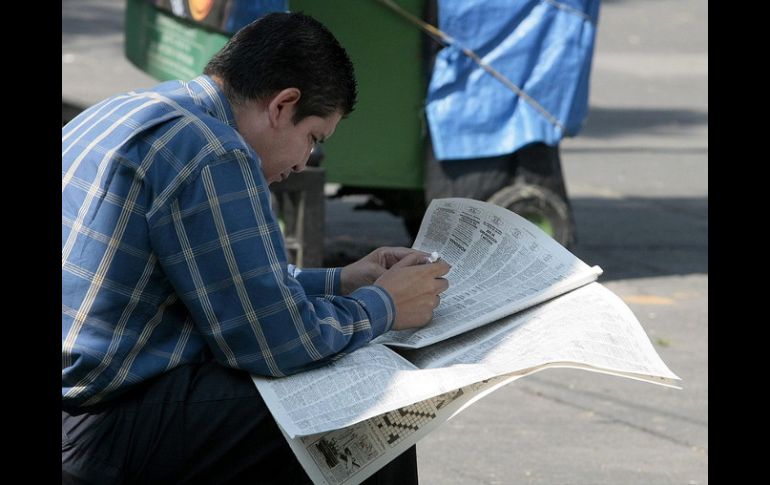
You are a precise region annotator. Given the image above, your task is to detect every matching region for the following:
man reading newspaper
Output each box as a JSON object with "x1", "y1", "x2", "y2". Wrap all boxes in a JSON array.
[{"x1": 61, "y1": 12, "x2": 449, "y2": 484}]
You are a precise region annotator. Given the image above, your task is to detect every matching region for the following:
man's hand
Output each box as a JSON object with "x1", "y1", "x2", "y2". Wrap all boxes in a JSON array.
[
  {"x1": 373, "y1": 252, "x2": 451, "y2": 331},
  {"x1": 340, "y1": 247, "x2": 428, "y2": 295}
]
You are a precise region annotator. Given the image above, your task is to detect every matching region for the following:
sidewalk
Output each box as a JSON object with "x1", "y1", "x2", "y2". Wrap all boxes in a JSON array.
[{"x1": 62, "y1": 0, "x2": 156, "y2": 109}]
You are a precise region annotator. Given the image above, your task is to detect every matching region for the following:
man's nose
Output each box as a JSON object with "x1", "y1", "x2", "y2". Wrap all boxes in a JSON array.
[{"x1": 307, "y1": 145, "x2": 325, "y2": 167}]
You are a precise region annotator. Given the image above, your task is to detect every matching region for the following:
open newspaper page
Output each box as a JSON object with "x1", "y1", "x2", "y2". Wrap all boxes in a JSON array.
[
  {"x1": 373, "y1": 198, "x2": 603, "y2": 349},
  {"x1": 253, "y1": 282, "x2": 679, "y2": 439},
  {"x1": 399, "y1": 283, "x2": 680, "y2": 386},
  {"x1": 253, "y1": 343, "x2": 493, "y2": 438},
  {"x1": 280, "y1": 376, "x2": 517, "y2": 485}
]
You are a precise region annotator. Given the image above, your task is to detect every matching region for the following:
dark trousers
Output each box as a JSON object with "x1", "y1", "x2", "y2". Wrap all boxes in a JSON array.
[{"x1": 62, "y1": 361, "x2": 418, "y2": 484}]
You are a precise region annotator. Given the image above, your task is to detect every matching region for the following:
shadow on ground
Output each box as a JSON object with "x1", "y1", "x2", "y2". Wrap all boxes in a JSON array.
[
  {"x1": 581, "y1": 107, "x2": 708, "y2": 140},
  {"x1": 570, "y1": 196, "x2": 707, "y2": 280},
  {"x1": 324, "y1": 196, "x2": 708, "y2": 282}
]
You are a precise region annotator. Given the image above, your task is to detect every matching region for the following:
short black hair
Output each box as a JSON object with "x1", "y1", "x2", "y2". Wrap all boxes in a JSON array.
[{"x1": 204, "y1": 12, "x2": 357, "y2": 123}]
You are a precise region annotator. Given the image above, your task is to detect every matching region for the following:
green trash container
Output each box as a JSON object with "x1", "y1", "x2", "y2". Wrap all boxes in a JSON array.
[
  {"x1": 125, "y1": 0, "x2": 426, "y2": 191},
  {"x1": 123, "y1": 0, "x2": 577, "y2": 248}
]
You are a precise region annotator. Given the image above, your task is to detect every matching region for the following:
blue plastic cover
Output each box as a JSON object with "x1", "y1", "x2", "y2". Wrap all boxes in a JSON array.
[
  {"x1": 222, "y1": 0, "x2": 288, "y2": 33},
  {"x1": 148, "y1": 0, "x2": 288, "y2": 34},
  {"x1": 426, "y1": 0, "x2": 600, "y2": 161}
]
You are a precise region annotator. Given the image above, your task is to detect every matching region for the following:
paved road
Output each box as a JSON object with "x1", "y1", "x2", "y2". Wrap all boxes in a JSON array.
[{"x1": 63, "y1": 1, "x2": 708, "y2": 483}]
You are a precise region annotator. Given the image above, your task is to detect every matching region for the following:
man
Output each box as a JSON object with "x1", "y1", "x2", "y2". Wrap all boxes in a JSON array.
[{"x1": 62, "y1": 12, "x2": 449, "y2": 484}]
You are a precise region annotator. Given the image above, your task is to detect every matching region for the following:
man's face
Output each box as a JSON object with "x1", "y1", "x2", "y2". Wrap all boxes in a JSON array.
[
  {"x1": 261, "y1": 110, "x2": 342, "y2": 184},
  {"x1": 234, "y1": 91, "x2": 342, "y2": 184}
]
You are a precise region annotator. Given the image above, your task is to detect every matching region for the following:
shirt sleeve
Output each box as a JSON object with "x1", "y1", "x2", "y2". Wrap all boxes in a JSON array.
[
  {"x1": 147, "y1": 151, "x2": 395, "y2": 377},
  {"x1": 288, "y1": 265, "x2": 341, "y2": 296}
]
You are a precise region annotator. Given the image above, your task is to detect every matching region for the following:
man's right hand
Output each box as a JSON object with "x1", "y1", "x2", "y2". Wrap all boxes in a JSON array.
[{"x1": 373, "y1": 252, "x2": 451, "y2": 330}]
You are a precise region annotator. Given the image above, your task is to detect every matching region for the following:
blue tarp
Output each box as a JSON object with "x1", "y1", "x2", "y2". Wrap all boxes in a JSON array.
[
  {"x1": 149, "y1": 0, "x2": 288, "y2": 34},
  {"x1": 426, "y1": 0, "x2": 600, "y2": 161},
  {"x1": 222, "y1": 0, "x2": 288, "y2": 33}
]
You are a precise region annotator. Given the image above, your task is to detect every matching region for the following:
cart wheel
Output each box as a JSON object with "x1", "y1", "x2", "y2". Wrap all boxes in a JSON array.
[{"x1": 488, "y1": 183, "x2": 575, "y2": 248}]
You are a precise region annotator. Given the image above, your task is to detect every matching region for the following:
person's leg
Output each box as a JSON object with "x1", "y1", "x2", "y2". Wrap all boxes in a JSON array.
[
  {"x1": 62, "y1": 400, "x2": 135, "y2": 483},
  {"x1": 138, "y1": 360, "x2": 310, "y2": 484},
  {"x1": 360, "y1": 446, "x2": 418, "y2": 485},
  {"x1": 423, "y1": 139, "x2": 515, "y2": 204},
  {"x1": 62, "y1": 361, "x2": 310, "y2": 484},
  {"x1": 63, "y1": 361, "x2": 419, "y2": 484}
]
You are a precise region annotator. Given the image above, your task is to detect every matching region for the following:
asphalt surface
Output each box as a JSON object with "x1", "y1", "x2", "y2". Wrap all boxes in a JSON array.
[{"x1": 63, "y1": 1, "x2": 708, "y2": 483}]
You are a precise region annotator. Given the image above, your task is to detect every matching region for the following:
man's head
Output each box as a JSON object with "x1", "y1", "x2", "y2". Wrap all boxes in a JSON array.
[{"x1": 204, "y1": 12, "x2": 357, "y2": 183}]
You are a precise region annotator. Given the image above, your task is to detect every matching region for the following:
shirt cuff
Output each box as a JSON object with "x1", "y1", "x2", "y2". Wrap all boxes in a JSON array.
[
  {"x1": 349, "y1": 285, "x2": 396, "y2": 336},
  {"x1": 291, "y1": 267, "x2": 341, "y2": 295}
]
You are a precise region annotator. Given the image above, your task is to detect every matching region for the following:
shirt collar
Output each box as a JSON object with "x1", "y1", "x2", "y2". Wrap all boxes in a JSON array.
[{"x1": 186, "y1": 75, "x2": 237, "y2": 129}]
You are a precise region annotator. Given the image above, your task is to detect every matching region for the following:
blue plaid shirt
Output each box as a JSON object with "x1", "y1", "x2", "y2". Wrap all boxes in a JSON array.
[{"x1": 62, "y1": 75, "x2": 395, "y2": 407}]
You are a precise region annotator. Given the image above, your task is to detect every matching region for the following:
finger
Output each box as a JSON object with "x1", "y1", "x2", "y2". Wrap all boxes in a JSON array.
[
  {"x1": 433, "y1": 277, "x2": 450, "y2": 294},
  {"x1": 379, "y1": 247, "x2": 428, "y2": 268},
  {"x1": 380, "y1": 246, "x2": 423, "y2": 258},
  {"x1": 426, "y1": 259, "x2": 452, "y2": 277},
  {"x1": 389, "y1": 251, "x2": 431, "y2": 269},
  {"x1": 367, "y1": 264, "x2": 387, "y2": 280}
]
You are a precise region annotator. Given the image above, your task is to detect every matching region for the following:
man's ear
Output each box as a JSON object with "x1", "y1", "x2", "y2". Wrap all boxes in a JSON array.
[{"x1": 267, "y1": 88, "x2": 301, "y2": 127}]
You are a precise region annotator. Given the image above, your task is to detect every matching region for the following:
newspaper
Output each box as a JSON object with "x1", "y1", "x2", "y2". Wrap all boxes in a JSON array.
[
  {"x1": 374, "y1": 198, "x2": 603, "y2": 348},
  {"x1": 279, "y1": 376, "x2": 518, "y2": 485},
  {"x1": 251, "y1": 198, "x2": 680, "y2": 484},
  {"x1": 254, "y1": 283, "x2": 679, "y2": 437}
]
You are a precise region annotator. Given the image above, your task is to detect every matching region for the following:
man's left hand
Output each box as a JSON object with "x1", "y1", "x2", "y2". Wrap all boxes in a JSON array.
[{"x1": 340, "y1": 247, "x2": 429, "y2": 295}]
